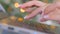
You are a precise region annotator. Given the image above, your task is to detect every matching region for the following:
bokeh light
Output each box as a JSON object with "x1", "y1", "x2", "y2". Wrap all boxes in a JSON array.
[
  {"x1": 20, "y1": 8, "x2": 25, "y2": 13},
  {"x1": 50, "y1": 25, "x2": 56, "y2": 30},
  {"x1": 14, "y1": 2, "x2": 19, "y2": 8},
  {"x1": 18, "y1": 18, "x2": 24, "y2": 22},
  {"x1": 10, "y1": 16, "x2": 16, "y2": 20}
]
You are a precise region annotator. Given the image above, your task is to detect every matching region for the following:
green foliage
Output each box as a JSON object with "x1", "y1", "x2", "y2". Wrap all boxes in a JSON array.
[{"x1": 48, "y1": 0, "x2": 53, "y2": 3}]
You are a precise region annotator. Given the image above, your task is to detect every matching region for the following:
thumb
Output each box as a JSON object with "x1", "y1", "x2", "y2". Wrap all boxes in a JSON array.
[
  {"x1": 24, "y1": 7, "x2": 42, "y2": 20},
  {"x1": 39, "y1": 15, "x2": 49, "y2": 22}
]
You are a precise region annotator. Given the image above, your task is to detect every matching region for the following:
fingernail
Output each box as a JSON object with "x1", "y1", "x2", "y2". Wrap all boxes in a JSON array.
[
  {"x1": 43, "y1": 15, "x2": 49, "y2": 18},
  {"x1": 24, "y1": 16, "x2": 28, "y2": 19}
]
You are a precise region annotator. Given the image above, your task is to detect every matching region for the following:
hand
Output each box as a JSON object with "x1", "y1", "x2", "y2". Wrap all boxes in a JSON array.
[
  {"x1": 41, "y1": 2, "x2": 60, "y2": 23},
  {"x1": 19, "y1": 0, "x2": 47, "y2": 20},
  {"x1": 19, "y1": 0, "x2": 60, "y2": 23}
]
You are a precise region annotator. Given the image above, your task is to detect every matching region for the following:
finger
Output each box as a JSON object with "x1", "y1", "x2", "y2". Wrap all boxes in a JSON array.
[
  {"x1": 19, "y1": 1, "x2": 46, "y2": 8},
  {"x1": 43, "y1": 14, "x2": 60, "y2": 21},
  {"x1": 25, "y1": 7, "x2": 37, "y2": 13},
  {"x1": 40, "y1": 17, "x2": 47, "y2": 22},
  {"x1": 44, "y1": 4, "x2": 57, "y2": 15},
  {"x1": 24, "y1": 7, "x2": 42, "y2": 20},
  {"x1": 46, "y1": 11, "x2": 60, "y2": 21},
  {"x1": 39, "y1": 15, "x2": 48, "y2": 22},
  {"x1": 35, "y1": 1, "x2": 47, "y2": 7},
  {"x1": 42, "y1": 6, "x2": 60, "y2": 22},
  {"x1": 25, "y1": 8, "x2": 32, "y2": 13},
  {"x1": 19, "y1": 1, "x2": 34, "y2": 8}
]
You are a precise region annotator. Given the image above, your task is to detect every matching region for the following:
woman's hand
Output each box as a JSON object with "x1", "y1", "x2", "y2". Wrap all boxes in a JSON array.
[
  {"x1": 19, "y1": 0, "x2": 60, "y2": 23},
  {"x1": 19, "y1": 0, "x2": 47, "y2": 20},
  {"x1": 41, "y1": 2, "x2": 60, "y2": 23}
]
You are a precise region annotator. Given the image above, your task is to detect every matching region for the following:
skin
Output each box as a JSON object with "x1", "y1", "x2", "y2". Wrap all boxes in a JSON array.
[
  {"x1": 19, "y1": 0, "x2": 47, "y2": 19},
  {"x1": 43, "y1": 2, "x2": 60, "y2": 21},
  {"x1": 19, "y1": 0, "x2": 60, "y2": 23}
]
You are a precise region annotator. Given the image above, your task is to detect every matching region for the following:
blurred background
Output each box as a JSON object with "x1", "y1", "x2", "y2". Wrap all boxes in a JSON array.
[{"x1": 0, "y1": 0, "x2": 60, "y2": 34}]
